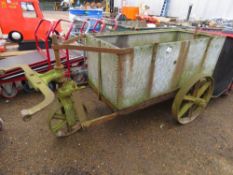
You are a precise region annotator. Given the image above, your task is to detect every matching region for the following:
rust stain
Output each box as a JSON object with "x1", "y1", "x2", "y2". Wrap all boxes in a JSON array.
[
  {"x1": 117, "y1": 54, "x2": 125, "y2": 108},
  {"x1": 199, "y1": 37, "x2": 213, "y2": 71},
  {"x1": 146, "y1": 43, "x2": 159, "y2": 98},
  {"x1": 129, "y1": 51, "x2": 134, "y2": 73},
  {"x1": 97, "y1": 41, "x2": 102, "y2": 100},
  {"x1": 82, "y1": 91, "x2": 177, "y2": 128},
  {"x1": 171, "y1": 41, "x2": 190, "y2": 89}
]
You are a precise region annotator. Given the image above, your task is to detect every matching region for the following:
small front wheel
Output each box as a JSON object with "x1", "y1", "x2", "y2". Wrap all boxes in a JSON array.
[
  {"x1": 172, "y1": 74, "x2": 213, "y2": 124},
  {"x1": 48, "y1": 101, "x2": 81, "y2": 137}
]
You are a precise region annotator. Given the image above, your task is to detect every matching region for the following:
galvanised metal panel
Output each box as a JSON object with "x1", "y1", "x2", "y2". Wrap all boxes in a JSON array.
[
  {"x1": 178, "y1": 37, "x2": 210, "y2": 86},
  {"x1": 202, "y1": 37, "x2": 226, "y2": 76},
  {"x1": 86, "y1": 30, "x2": 225, "y2": 110},
  {"x1": 151, "y1": 41, "x2": 182, "y2": 97}
]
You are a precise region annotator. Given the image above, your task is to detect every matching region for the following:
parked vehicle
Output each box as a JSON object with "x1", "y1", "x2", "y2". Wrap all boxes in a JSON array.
[{"x1": 0, "y1": 0, "x2": 48, "y2": 42}]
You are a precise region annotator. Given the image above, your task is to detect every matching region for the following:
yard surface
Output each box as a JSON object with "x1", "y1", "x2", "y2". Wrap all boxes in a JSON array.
[
  {"x1": 0, "y1": 11, "x2": 233, "y2": 175},
  {"x1": 0, "y1": 90, "x2": 233, "y2": 175}
]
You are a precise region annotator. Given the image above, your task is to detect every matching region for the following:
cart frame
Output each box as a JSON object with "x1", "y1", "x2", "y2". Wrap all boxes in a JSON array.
[{"x1": 0, "y1": 29, "x2": 225, "y2": 136}]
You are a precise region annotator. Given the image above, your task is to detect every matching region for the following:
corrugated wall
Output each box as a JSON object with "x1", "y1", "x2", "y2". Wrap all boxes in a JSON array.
[{"x1": 116, "y1": 0, "x2": 233, "y2": 20}]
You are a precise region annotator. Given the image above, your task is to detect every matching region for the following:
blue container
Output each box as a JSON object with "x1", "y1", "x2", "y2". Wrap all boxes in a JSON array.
[
  {"x1": 69, "y1": 8, "x2": 103, "y2": 31},
  {"x1": 69, "y1": 9, "x2": 103, "y2": 18}
]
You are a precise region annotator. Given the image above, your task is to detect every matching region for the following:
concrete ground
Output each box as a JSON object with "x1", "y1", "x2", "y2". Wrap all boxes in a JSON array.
[{"x1": 0, "y1": 11, "x2": 233, "y2": 175}]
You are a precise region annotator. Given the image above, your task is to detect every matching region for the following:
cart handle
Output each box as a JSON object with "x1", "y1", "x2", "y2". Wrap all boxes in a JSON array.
[{"x1": 0, "y1": 65, "x2": 55, "y2": 121}]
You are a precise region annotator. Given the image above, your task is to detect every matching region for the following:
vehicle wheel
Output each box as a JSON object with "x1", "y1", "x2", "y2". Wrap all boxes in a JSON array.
[
  {"x1": 48, "y1": 101, "x2": 81, "y2": 137},
  {"x1": 172, "y1": 74, "x2": 213, "y2": 124},
  {"x1": 1, "y1": 83, "x2": 18, "y2": 98},
  {"x1": 8, "y1": 31, "x2": 23, "y2": 43},
  {"x1": 0, "y1": 118, "x2": 3, "y2": 131}
]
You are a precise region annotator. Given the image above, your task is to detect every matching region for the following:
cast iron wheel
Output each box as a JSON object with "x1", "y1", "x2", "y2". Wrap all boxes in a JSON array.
[
  {"x1": 49, "y1": 102, "x2": 81, "y2": 137},
  {"x1": 172, "y1": 74, "x2": 213, "y2": 124}
]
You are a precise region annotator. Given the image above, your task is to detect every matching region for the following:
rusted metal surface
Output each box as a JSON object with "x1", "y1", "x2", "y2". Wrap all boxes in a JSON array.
[
  {"x1": 97, "y1": 41, "x2": 102, "y2": 100},
  {"x1": 171, "y1": 41, "x2": 190, "y2": 88},
  {"x1": 62, "y1": 34, "x2": 85, "y2": 44},
  {"x1": 117, "y1": 54, "x2": 124, "y2": 107},
  {"x1": 146, "y1": 43, "x2": 159, "y2": 98},
  {"x1": 52, "y1": 36, "x2": 64, "y2": 70},
  {"x1": 53, "y1": 44, "x2": 133, "y2": 55},
  {"x1": 81, "y1": 91, "x2": 177, "y2": 128}
]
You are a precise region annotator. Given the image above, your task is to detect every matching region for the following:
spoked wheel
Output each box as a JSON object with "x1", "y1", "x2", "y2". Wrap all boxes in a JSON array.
[
  {"x1": 172, "y1": 74, "x2": 213, "y2": 124},
  {"x1": 49, "y1": 102, "x2": 82, "y2": 137},
  {"x1": 1, "y1": 83, "x2": 18, "y2": 98}
]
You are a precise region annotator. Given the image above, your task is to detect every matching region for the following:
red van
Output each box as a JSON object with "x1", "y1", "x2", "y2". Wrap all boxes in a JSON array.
[{"x1": 0, "y1": 0, "x2": 50, "y2": 42}]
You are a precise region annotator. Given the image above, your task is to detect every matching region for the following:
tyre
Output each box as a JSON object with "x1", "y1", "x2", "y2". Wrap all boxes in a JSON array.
[
  {"x1": 8, "y1": 31, "x2": 23, "y2": 43},
  {"x1": 1, "y1": 83, "x2": 18, "y2": 98}
]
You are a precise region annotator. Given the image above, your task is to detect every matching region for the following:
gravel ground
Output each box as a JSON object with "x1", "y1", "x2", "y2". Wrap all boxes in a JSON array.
[
  {"x1": 0, "y1": 90, "x2": 233, "y2": 175},
  {"x1": 0, "y1": 11, "x2": 233, "y2": 175}
]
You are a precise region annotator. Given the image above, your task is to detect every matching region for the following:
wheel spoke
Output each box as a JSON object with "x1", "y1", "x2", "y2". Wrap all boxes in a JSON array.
[
  {"x1": 184, "y1": 95, "x2": 207, "y2": 107},
  {"x1": 178, "y1": 102, "x2": 193, "y2": 118},
  {"x1": 184, "y1": 95, "x2": 196, "y2": 102},
  {"x1": 197, "y1": 82, "x2": 211, "y2": 97},
  {"x1": 55, "y1": 111, "x2": 65, "y2": 116},
  {"x1": 51, "y1": 120, "x2": 67, "y2": 133}
]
